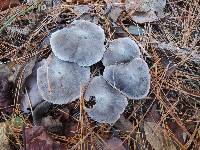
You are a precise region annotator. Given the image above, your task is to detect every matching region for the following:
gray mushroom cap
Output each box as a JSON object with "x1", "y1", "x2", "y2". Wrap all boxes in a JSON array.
[
  {"x1": 103, "y1": 58, "x2": 150, "y2": 99},
  {"x1": 21, "y1": 60, "x2": 45, "y2": 113},
  {"x1": 74, "y1": 5, "x2": 91, "y2": 15},
  {"x1": 84, "y1": 76, "x2": 128, "y2": 124},
  {"x1": 21, "y1": 81, "x2": 42, "y2": 113},
  {"x1": 125, "y1": 0, "x2": 166, "y2": 13},
  {"x1": 130, "y1": 11, "x2": 159, "y2": 24},
  {"x1": 37, "y1": 54, "x2": 90, "y2": 104},
  {"x1": 50, "y1": 20, "x2": 106, "y2": 66},
  {"x1": 102, "y1": 37, "x2": 140, "y2": 66},
  {"x1": 125, "y1": 0, "x2": 166, "y2": 24}
]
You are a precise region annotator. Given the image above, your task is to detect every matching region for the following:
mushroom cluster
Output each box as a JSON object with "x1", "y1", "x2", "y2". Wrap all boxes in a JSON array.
[{"x1": 30, "y1": 20, "x2": 150, "y2": 124}]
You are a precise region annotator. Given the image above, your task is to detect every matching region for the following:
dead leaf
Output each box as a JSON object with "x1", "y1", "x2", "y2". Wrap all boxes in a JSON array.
[
  {"x1": 23, "y1": 58, "x2": 37, "y2": 81},
  {"x1": 22, "y1": 126, "x2": 66, "y2": 150},
  {"x1": 167, "y1": 121, "x2": 185, "y2": 144},
  {"x1": 0, "y1": 73, "x2": 13, "y2": 115},
  {"x1": 144, "y1": 122, "x2": 177, "y2": 150},
  {"x1": 145, "y1": 103, "x2": 160, "y2": 122},
  {"x1": 0, "y1": 0, "x2": 20, "y2": 11},
  {"x1": 114, "y1": 115, "x2": 133, "y2": 132},
  {"x1": 104, "y1": 137, "x2": 126, "y2": 150},
  {"x1": 0, "y1": 122, "x2": 11, "y2": 150}
]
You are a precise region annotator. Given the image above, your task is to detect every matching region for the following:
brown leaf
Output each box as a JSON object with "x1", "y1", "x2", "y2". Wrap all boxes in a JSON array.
[
  {"x1": 104, "y1": 137, "x2": 126, "y2": 150},
  {"x1": 145, "y1": 103, "x2": 160, "y2": 122},
  {"x1": 114, "y1": 115, "x2": 133, "y2": 132},
  {"x1": 0, "y1": 122, "x2": 11, "y2": 150},
  {"x1": 22, "y1": 126, "x2": 66, "y2": 150},
  {"x1": 0, "y1": 0, "x2": 20, "y2": 11},
  {"x1": 144, "y1": 122, "x2": 177, "y2": 150},
  {"x1": 0, "y1": 74, "x2": 13, "y2": 115},
  {"x1": 167, "y1": 121, "x2": 185, "y2": 144}
]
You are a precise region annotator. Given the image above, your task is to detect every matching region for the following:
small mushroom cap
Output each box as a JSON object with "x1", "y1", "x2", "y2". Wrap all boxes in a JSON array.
[
  {"x1": 131, "y1": 11, "x2": 159, "y2": 24},
  {"x1": 21, "y1": 60, "x2": 45, "y2": 113},
  {"x1": 103, "y1": 58, "x2": 150, "y2": 99},
  {"x1": 84, "y1": 76, "x2": 128, "y2": 124},
  {"x1": 50, "y1": 20, "x2": 106, "y2": 66},
  {"x1": 37, "y1": 54, "x2": 90, "y2": 104},
  {"x1": 125, "y1": 0, "x2": 166, "y2": 13},
  {"x1": 74, "y1": 5, "x2": 91, "y2": 15},
  {"x1": 21, "y1": 81, "x2": 43, "y2": 113},
  {"x1": 102, "y1": 37, "x2": 140, "y2": 66},
  {"x1": 125, "y1": 0, "x2": 166, "y2": 23}
]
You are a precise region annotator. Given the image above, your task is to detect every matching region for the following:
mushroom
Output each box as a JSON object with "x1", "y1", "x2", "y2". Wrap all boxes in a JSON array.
[
  {"x1": 103, "y1": 58, "x2": 150, "y2": 99},
  {"x1": 21, "y1": 60, "x2": 45, "y2": 113},
  {"x1": 37, "y1": 54, "x2": 90, "y2": 104},
  {"x1": 84, "y1": 76, "x2": 128, "y2": 124},
  {"x1": 21, "y1": 81, "x2": 43, "y2": 113},
  {"x1": 32, "y1": 19, "x2": 151, "y2": 125},
  {"x1": 130, "y1": 11, "x2": 160, "y2": 24},
  {"x1": 50, "y1": 20, "x2": 106, "y2": 66},
  {"x1": 125, "y1": 0, "x2": 166, "y2": 23},
  {"x1": 102, "y1": 37, "x2": 140, "y2": 66},
  {"x1": 105, "y1": 0, "x2": 124, "y2": 22},
  {"x1": 73, "y1": 5, "x2": 91, "y2": 15}
]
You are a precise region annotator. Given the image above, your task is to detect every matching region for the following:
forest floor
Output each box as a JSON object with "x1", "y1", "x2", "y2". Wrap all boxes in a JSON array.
[{"x1": 0, "y1": 0, "x2": 199, "y2": 149}]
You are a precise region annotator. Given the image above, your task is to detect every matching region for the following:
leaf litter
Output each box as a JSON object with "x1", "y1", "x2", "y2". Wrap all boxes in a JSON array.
[{"x1": 0, "y1": 0, "x2": 200, "y2": 149}]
